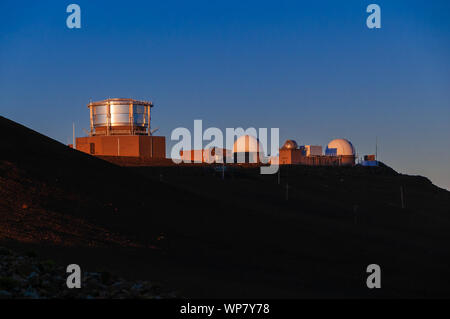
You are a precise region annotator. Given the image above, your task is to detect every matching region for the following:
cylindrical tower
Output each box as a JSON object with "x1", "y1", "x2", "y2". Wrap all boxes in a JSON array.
[{"x1": 88, "y1": 98, "x2": 153, "y2": 136}]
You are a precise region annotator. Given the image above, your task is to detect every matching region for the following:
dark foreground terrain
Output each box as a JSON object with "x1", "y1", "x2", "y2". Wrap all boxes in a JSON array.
[
  {"x1": 1, "y1": 116, "x2": 450, "y2": 298},
  {"x1": 0, "y1": 246, "x2": 175, "y2": 299}
]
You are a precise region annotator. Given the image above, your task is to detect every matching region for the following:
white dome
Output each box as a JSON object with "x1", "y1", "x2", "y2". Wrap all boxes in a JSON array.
[
  {"x1": 233, "y1": 135, "x2": 263, "y2": 153},
  {"x1": 326, "y1": 139, "x2": 355, "y2": 156}
]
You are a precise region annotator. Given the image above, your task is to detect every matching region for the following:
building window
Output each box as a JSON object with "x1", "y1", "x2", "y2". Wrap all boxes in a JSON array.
[{"x1": 90, "y1": 143, "x2": 95, "y2": 154}]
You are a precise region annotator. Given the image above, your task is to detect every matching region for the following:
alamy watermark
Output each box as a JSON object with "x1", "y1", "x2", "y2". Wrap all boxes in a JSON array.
[
  {"x1": 66, "y1": 264, "x2": 81, "y2": 289},
  {"x1": 66, "y1": 4, "x2": 81, "y2": 29},
  {"x1": 65, "y1": 4, "x2": 380, "y2": 30},
  {"x1": 170, "y1": 120, "x2": 280, "y2": 175},
  {"x1": 366, "y1": 264, "x2": 381, "y2": 289},
  {"x1": 366, "y1": 4, "x2": 381, "y2": 29}
]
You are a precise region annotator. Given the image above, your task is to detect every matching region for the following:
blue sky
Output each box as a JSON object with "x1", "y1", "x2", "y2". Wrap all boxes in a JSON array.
[{"x1": 1, "y1": 0, "x2": 449, "y2": 189}]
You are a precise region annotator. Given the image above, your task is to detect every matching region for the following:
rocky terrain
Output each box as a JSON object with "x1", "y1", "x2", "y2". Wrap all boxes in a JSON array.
[{"x1": 0, "y1": 246, "x2": 175, "y2": 299}]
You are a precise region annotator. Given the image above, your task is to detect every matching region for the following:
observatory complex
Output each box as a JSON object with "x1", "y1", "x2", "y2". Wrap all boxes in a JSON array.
[
  {"x1": 75, "y1": 98, "x2": 166, "y2": 158},
  {"x1": 180, "y1": 135, "x2": 264, "y2": 164},
  {"x1": 276, "y1": 138, "x2": 356, "y2": 166},
  {"x1": 74, "y1": 98, "x2": 371, "y2": 167},
  {"x1": 180, "y1": 136, "x2": 358, "y2": 166}
]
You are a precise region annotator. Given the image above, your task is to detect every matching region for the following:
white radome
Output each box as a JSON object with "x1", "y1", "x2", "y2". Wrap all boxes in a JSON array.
[
  {"x1": 326, "y1": 139, "x2": 355, "y2": 156},
  {"x1": 233, "y1": 135, "x2": 264, "y2": 153}
]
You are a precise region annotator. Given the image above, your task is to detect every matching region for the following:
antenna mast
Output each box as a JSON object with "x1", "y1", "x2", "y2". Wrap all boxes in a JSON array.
[{"x1": 375, "y1": 136, "x2": 378, "y2": 161}]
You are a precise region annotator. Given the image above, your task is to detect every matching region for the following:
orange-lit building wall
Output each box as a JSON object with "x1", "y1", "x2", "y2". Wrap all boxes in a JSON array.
[
  {"x1": 76, "y1": 135, "x2": 166, "y2": 158},
  {"x1": 179, "y1": 148, "x2": 232, "y2": 163},
  {"x1": 277, "y1": 149, "x2": 355, "y2": 166},
  {"x1": 279, "y1": 149, "x2": 304, "y2": 165}
]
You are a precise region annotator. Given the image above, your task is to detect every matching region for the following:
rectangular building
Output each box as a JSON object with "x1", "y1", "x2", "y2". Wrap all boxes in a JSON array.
[
  {"x1": 180, "y1": 148, "x2": 232, "y2": 163},
  {"x1": 76, "y1": 135, "x2": 166, "y2": 158},
  {"x1": 304, "y1": 145, "x2": 323, "y2": 156}
]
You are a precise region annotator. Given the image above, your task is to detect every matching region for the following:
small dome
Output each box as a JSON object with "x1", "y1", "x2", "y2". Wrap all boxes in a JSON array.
[
  {"x1": 233, "y1": 135, "x2": 263, "y2": 153},
  {"x1": 326, "y1": 139, "x2": 355, "y2": 156},
  {"x1": 282, "y1": 140, "x2": 298, "y2": 150}
]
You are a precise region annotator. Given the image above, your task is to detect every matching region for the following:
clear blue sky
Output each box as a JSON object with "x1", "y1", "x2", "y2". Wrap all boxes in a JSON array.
[{"x1": 1, "y1": 0, "x2": 449, "y2": 189}]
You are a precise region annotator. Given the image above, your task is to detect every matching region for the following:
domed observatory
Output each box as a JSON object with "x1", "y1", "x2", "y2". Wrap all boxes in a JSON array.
[
  {"x1": 325, "y1": 138, "x2": 356, "y2": 166},
  {"x1": 281, "y1": 140, "x2": 298, "y2": 150},
  {"x1": 233, "y1": 135, "x2": 264, "y2": 163},
  {"x1": 278, "y1": 139, "x2": 303, "y2": 164}
]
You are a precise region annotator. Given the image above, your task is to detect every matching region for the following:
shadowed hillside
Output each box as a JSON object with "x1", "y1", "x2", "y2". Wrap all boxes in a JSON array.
[{"x1": 1, "y1": 116, "x2": 450, "y2": 298}]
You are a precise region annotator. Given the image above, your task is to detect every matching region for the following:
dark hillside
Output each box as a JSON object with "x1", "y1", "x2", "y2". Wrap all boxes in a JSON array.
[
  {"x1": 1, "y1": 116, "x2": 450, "y2": 298},
  {"x1": 0, "y1": 116, "x2": 211, "y2": 245}
]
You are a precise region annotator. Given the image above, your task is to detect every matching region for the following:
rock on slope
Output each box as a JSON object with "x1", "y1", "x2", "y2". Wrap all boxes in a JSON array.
[{"x1": 0, "y1": 246, "x2": 175, "y2": 299}]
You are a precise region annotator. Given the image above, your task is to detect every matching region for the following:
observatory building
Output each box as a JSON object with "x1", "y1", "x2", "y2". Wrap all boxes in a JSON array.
[
  {"x1": 180, "y1": 148, "x2": 233, "y2": 163},
  {"x1": 274, "y1": 138, "x2": 356, "y2": 166},
  {"x1": 179, "y1": 135, "x2": 265, "y2": 164},
  {"x1": 233, "y1": 135, "x2": 263, "y2": 163},
  {"x1": 278, "y1": 140, "x2": 303, "y2": 164},
  {"x1": 325, "y1": 139, "x2": 356, "y2": 166},
  {"x1": 76, "y1": 98, "x2": 166, "y2": 158}
]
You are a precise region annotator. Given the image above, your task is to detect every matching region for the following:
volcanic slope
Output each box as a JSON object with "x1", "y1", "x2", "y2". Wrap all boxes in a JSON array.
[
  {"x1": 0, "y1": 116, "x2": 196, "y2": 246},
  {"x1": 1, "y1": 116, "x2": 450, "y2": 298}
]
